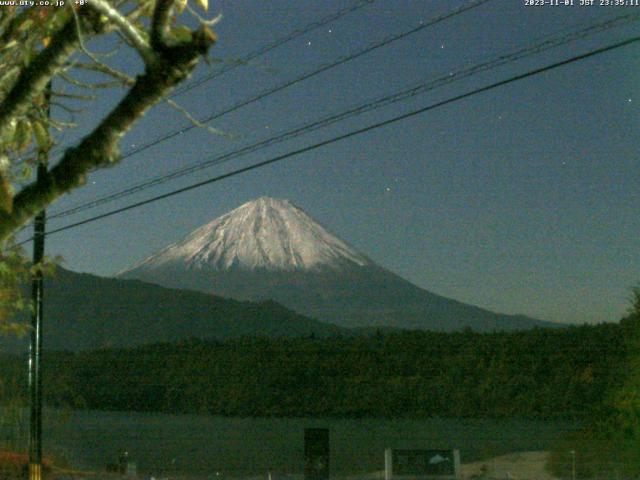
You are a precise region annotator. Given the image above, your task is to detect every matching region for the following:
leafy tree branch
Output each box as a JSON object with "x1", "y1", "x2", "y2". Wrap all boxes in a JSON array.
[
  {"x1": 0, "y1": 1, "x2": 217, "y2": 331},
  {"x1": 0, "y1": 1, "x2": 217, "y2": 246}
]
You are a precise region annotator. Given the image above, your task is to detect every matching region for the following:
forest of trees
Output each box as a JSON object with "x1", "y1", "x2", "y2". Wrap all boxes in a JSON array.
[
  {"x1": 548, "y1": 296, "x2": 640, "y2": 479},
  {"x1": 0, "y1": 322, "x2": 627, "y2": 420},
  {"x1": 2, "y1": 317, "x2": 640, "y2": 478}
]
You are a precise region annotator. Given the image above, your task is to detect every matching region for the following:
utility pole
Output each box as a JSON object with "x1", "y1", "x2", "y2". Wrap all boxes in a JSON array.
[{"x1": 28, "y1": 82, "x2": 50, "y2": 480}]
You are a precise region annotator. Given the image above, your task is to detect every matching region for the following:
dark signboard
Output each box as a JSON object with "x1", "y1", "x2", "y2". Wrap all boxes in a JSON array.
[
  {"x1": 304, "y1": 428, "x2": 329, "y2": 480},
  {"x1": 385, "y1": 449, "x2": 460, "y2": 480}
]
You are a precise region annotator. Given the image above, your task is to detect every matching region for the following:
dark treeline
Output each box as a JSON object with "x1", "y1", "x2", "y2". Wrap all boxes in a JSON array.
[{"x1": 0, "y1": 322, "x2": 629, "y2": 419}]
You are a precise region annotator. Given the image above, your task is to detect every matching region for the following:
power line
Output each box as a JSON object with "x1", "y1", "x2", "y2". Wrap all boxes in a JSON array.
[
  {"x1": 170, "y1": 0, "x2": 376, "y2": 98},
  {"x1": 95, "y1": 0, "x2": 494, "y2": 163},
  {"x1": 47, "y1": 0, "x2": 487, "y2": 166},
  {"x1": 45, "y1": 0, "x2": 497, "y2": 220},
  {"x1": 17, "y1": 34, "x2": 640, "y2": 246},
  {"x1": 38, "y1": 0, "x2": 376, "y2": 164},
  {"x1": 12, "y1": 0, "x2": 494, "y2": 237},
  {"x1": 47, "y1": 11, "x2": 640, "y2": 221}
]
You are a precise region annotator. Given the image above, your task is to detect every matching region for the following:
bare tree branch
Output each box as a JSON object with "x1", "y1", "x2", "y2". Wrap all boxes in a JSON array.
[
  {"x1": 185, "y1": 5, "x2": 222, "y2": 27},
  {"x1": 87, "y1": 0, "x2": 155, "y2": 64},
  {"x1": 52, "y1": 91, "x2": 97, "y2": 101},
  {"x1": 0, "y1": 7, "x2": 27, "y2": 47},
  {"x1": 0, "y1": 13, "x2": 79, "y2": 134},
  {"x1": 50, "y1": 101, "x2": 84, "y2": 115},
  {"x1": 164, "y1": 97, "x2": 228, "y2": 137},
  {"x1": 72, "y1": 62, "x2": 135, "y2": 86},
  {"x1": 125, "y1": 4, "x2": 147, "y2": 24},
  {"x1": 48, "y1": 118, "x2": 77, "y2": 130},
  {"x1": 0, "y1": 26, "x2": 216, "y2": 243},
  {"x1": 151, "y1": 0, "x2": 175, "y2": 50},
  {"x1": 59, "y1": 72, "x2": 126, "y2": 90}
]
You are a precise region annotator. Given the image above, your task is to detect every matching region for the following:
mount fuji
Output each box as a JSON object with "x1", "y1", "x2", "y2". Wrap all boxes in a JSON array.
[
  {"x1": 119, "y1": 197, "x2": 559, "y2": 332},
  {"x1": 125, "y1": 196, "x2": 371, "y2": 273}
]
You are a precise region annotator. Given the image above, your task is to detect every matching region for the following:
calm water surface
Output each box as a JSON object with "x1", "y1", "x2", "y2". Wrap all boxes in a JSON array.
[{"x1": 16, "y1": 410, "x2": 579, "y2": 477}]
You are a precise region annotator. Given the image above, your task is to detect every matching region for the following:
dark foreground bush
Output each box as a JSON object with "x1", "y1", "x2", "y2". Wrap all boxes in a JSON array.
[{"x1": 548, "y1": 424, "x2": 640, "y2": 479}]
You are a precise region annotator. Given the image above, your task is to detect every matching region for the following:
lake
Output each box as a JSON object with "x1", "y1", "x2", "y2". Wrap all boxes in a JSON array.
[{"x1": 4, "y1": 409, "x2": 579, "y2": 477}]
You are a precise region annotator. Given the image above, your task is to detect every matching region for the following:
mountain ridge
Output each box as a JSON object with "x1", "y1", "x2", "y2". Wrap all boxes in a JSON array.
[
  {"x1": 120, "y1": 197, "x2": 562, "y2": 332},
  {"x1": 0, "y1": 267, "x2": 348, "y2": 353}
]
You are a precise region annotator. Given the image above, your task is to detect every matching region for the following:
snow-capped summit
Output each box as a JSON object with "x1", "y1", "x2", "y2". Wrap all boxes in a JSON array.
[
  {"x1": 124, "y1": 197, "x2": 371, "y2": 273},
  {"x1": 119, "y1": 197, "x2": 558, "y2": 332}
]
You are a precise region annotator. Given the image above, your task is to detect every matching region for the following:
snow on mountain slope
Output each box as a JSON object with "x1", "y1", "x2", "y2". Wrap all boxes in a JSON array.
[
  {"x1": 124, "y1": 197, "x2": 371, "y2": 273},
  {"x1": 118, "y1": 197, "x2": 560, "y2": 332}
]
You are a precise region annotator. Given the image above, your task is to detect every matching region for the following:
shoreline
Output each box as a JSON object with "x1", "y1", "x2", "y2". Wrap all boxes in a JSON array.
[{"x1": 51, "y1": 452, "x2": 556, "y2": 480}]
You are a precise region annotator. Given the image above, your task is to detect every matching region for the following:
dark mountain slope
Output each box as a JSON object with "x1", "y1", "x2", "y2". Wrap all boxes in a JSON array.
[
  {"x1": 120, "y1": 197, "x2": 561, "y2": 332},
  {"x1": 1, "y1": 267, "x2": 347, "y2": 353}
]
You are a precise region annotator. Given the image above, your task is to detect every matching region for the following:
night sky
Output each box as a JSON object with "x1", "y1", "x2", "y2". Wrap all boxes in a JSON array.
[{"x1": 19, "y1": 0, "x2": 640, "y2": 325}]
